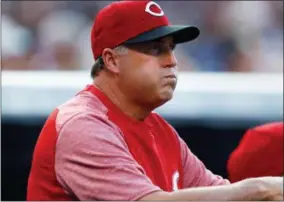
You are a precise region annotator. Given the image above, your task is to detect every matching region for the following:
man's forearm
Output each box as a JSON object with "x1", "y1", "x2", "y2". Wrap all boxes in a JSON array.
[
  {"x1": 140, "y1": 178, "x2": 268, "y2": 201},
  {"x1": 169, "y1": 179, "x2": 266, "y2": 201}
]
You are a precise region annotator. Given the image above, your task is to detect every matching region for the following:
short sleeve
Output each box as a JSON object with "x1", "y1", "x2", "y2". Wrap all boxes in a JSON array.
[
  {"x1": 55, "y1": 113, "x2": 161, "y2": 200},
  {"x1": 179, "y1": 136, "x2": 230, "y2": 187}
]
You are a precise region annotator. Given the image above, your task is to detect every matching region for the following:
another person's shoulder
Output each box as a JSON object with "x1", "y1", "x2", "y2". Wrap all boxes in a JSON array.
[
  {"x1": 237, "y1": 122, "x2": 283, "y2": 147},
  {"x1": 227, "y1": 121, "x2": 283, "y2": 182},
  {"x1": 249, "y1": 122, "x2": 283, "y2": 136},
  {"x1": 234, "y1": 121, "x2": 283, "y2": 154}
]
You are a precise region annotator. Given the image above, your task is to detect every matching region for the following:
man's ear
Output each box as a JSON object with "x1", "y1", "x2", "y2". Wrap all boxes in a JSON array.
[{"x1": 101, "y1": 48, "x2": 120, "y2": 74}]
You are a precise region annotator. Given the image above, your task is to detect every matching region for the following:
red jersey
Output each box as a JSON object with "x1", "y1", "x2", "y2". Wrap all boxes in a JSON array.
[{"x1": 27, "y1": 84, "x2": 227, "y2": 200}]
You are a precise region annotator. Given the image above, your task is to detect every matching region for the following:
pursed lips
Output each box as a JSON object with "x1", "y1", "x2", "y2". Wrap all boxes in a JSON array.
[{"x1": 164, "y1": 74, "x2": 177, "y2": 79}]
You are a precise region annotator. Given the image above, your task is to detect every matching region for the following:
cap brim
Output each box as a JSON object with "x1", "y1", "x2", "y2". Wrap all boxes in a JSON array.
[{"x1": 124, "y1": 25, "x2": 200, "y2": 44}]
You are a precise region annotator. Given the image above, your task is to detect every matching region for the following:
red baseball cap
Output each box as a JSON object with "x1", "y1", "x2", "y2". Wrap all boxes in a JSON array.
[
  {"x1": 227, "y1": 122, "x2": 283, "y2": 183},
  {"x1": 91, "y1": 1, "x2": 200, "y2": 60}
]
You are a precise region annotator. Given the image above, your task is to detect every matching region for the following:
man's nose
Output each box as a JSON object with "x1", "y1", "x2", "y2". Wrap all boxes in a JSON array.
[{"x1": 161, "y1": 51, "x2": 178, "y2": 69}]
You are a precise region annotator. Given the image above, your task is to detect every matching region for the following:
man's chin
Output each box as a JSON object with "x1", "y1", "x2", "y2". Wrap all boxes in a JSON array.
[{"x1": 156, "y1": 90, "x2": 174, "y2": 106}]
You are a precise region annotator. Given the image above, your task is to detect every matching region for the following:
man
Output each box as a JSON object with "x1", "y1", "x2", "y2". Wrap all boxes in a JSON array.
[
  {"x1": 227, "y1": 122, "x2": 283, "y2": 182},
  {"x1": 27, "y1": 1, "x2": 283, "y2": 201}
]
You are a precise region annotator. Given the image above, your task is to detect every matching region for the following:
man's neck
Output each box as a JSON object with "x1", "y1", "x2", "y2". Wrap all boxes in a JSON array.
[{"x1": 93, "y1": 77, "x2": 151, "y2": 121}]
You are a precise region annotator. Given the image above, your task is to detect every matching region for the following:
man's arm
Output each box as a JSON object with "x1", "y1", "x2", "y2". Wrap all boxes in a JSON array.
[
  {"x1": 140, "y1": 128, "x2": 283, "y2": 201},
  {"x1": 140, "y1": 177, "x2": 283, "y2": 201}
]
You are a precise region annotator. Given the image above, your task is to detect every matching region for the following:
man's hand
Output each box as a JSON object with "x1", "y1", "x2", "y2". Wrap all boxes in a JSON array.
[
  {"x1": 257, "y1": 177, "x2": 283, "y2": 201},
  {"x1": 266, "y1": 195, "x2": 283, "y2": 201},
  {"x1": 239, "y1": 176, "x2": 283, "y2": 201}
]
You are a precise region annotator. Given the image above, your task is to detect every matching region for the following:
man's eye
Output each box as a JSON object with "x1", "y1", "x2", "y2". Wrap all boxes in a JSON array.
[
  {"x1": 152, "y1": 44, "x2": 160, "y2": 51},
  {"x1": 144, "y1": 43, "x2": 175, "y2": 56},
  {"x1": 148, "y1": 44, "x2": 162, "y2": 55}
]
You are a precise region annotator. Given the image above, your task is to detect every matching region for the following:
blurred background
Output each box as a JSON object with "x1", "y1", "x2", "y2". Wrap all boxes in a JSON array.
[
  {"x1": 2, "y1": 0, "x2": 283, "y2": 72},
  {"x1": 1, "y1": 1, "x2": 283, "y2": 201}
]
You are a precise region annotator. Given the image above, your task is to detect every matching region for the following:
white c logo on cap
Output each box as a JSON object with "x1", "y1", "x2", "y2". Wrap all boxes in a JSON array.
[{"x1": 145, "y1": 1, "x2": 164, "y2": 17}]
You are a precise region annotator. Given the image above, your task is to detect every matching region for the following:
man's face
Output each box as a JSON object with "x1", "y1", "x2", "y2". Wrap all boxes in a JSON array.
[{"x1": 116, "y1": 36, "x2": 178, "y2": 108}]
